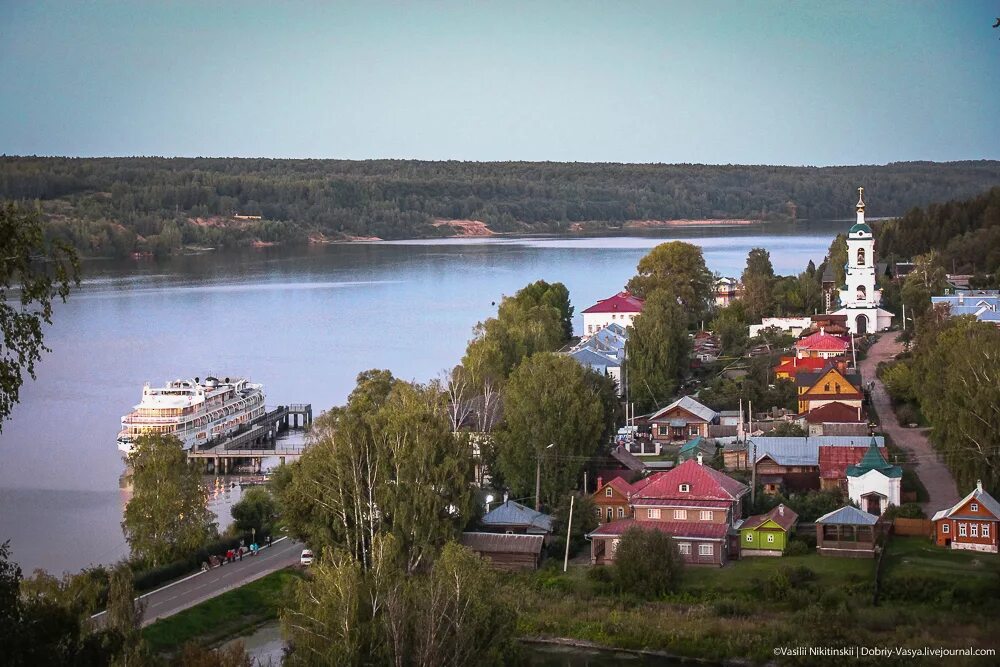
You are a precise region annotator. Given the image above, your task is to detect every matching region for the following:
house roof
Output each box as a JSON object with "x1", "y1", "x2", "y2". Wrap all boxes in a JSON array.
[
  {"x1": 587, "y1": 518, "x2": 729, "y2": 540},
  {"x1": 815, "y1": 505, "x2": 880, "y2": 526},
  {"x1": 846, "y1": 437, "x2": 902, "y2": 478},
  {"x1": 649, "y1": 396, "x2": 718, "y2": 424},
  {"x1": 610, "y1": 445, "x2": 646, "y2": 472},
  {"x1": 569, "y1": 347, "x2": 619, "y2": 372},
  {"x1": 774, "y1": 356, "x2": 830, "y2": 376},
  {"x1": 819, "y1": 445, "x2": 888, "y2": 479},
  {"x1": 596, "y1": 476, "x2": 635, "y2": 497},
  {"x1": 931, "y1": 481, "x2": 1000, "y2": 522},
  {"x1": 460, "y1": 532, "x2": 544, "y2": 555},
  {"x1": 582, "y1": 291, "x2": 645, "y2": 314},
  {"x1": 481, "y1": 500, "x2": 554, "y2": 533},
  {"x1": 748, "y1": 436, "x2": 885, "y2": 468},
  {"x1": 805, "y1": 401, "x2": 864, "y2": 424},
  {"x1": 795, "y1": 331, "x2": 849, "y2": 352},
  {"x1": 630, "y1": 498, "x2": 732, "y2": 508},
  {"x1": 742, "y1": 504, "x2": 799, "y2": 532},
  {"x1": 795, "y1": 368, "x2": 862, "y2": 392},
  {"x1": 679, "y1": 436, "x2": 714, "y2": 457},
  {"x1": 631, "y1": 459, "x2": 747, "y2": 502}
]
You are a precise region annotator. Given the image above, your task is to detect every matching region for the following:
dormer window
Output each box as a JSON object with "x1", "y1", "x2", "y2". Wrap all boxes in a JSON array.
[
  {"x1": 679, "y1": 483, "x2": 690, "y2": 493},
  {"x1": 971, "y1": 503, "x2": 979, "y2": 512},
  {"x1": 605, "y1": 487, "x2": 613, "y2": 497}
]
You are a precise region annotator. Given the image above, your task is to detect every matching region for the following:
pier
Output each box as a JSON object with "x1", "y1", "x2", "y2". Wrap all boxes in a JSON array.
[{"x1": 187, "y1": 403, "x2": 313, "y2": 473}]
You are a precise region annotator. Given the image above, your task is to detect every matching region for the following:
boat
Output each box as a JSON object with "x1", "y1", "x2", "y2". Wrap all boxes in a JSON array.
[{"x1": 117, "y1": 376, "x2": 266, "y2": 454}]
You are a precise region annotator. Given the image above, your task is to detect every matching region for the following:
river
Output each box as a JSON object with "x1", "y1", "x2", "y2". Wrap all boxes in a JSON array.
[{"x1": 0, "y1": 222, "x2": 842, "y2": 574}]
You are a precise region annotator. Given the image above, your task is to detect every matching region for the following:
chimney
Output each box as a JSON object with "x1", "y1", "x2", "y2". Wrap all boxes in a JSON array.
[
  {"x1": 697, "y1": 453, "x2": 704, "y2": 465},
  {"x1": 597, "y1": 476, "x2": 604, "y2": 490},
  {"x1": 503, "y1": 491, "x2": 509, "y2": 504},
  {"x1": 977, "y1": 479, "x2": 983, "y2": 492},
  {"x1": 778, "y1": 504, "x2": 785, "y2": 517},
  {"x1": 820, "y1": 326, "x2": 825, "y2": 336}
]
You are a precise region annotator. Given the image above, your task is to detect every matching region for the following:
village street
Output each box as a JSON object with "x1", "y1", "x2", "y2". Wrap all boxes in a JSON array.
[{"x1": 859, "y1": 333, "x2": 960, "y2": 511}]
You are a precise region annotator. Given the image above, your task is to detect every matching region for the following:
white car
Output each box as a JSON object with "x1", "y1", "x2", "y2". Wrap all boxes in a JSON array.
[{"x1": 299, "y1": 549, "x2": 314, "y2": 566}]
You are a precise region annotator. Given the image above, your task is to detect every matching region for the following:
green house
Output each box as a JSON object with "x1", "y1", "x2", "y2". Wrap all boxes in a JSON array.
[{"x1": 739, "y1": 504, "x2": 798, "y2": 557}]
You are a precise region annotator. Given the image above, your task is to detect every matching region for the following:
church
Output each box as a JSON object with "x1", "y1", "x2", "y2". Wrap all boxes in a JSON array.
[{"x1": 831, "y1": 188, "x2": 894, "y2": 335}]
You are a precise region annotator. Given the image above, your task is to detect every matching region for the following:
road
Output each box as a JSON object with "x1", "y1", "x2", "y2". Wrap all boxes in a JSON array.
[
  {"x1": 859, "y1": 334, "x2": 960, "y2": 511},
  {"x1": 92, "y1": 537, "x2": 304, "y2": 628}
]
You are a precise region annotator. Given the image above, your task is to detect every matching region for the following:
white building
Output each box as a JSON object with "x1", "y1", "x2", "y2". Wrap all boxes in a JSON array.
[
  {"x1": 846, "y1": 437, "x2": 902, "y2": 515},
  {"x1": 581, "y1": 291, "x2": 644, "y2": 336},
  {"x1": 748, "y1": 316, "x2": 813, "y2": 338},
  {"x1": 832, "y1": 188, "x2": 894, "y2": 335}
]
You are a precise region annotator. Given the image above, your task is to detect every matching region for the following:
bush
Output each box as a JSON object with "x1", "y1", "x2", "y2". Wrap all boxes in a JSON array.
[
  {"x1": 884, "y1": 503, "x2": 925, "y2": 519},
  {"x1": 613, "y1": 527, "x2": 683, "y2": 598},
  {"x1": 587, "y1": 565, "x2": 614, "y2": 584},
  {"x1": 783, "y1": 539, "x2": 810, "y2": 556},
  {"x1": 782, "y1": 565, "x2": 815, "y2": 587},
  {"x1": 895, "y1": 403, "x2": 921, "y2": 426},
  {"x1": 759, "y1": 570, "x2": 791, "y2": 601},
  {"x1": 711, "y1": 599, "x2": 753, "y2": 618},
  {"x1": 818, "y1": 588, "x2": 850, "y2": 612}
]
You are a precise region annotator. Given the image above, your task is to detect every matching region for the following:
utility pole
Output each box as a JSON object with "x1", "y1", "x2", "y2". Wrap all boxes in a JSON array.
[
  {"x1": 563, "y1": 494, "x2": 575, "y2": 573},
  {"x1": 902, "y1": 302, "x2": 906, "y2": 332},
  {"x1": 535, "y1": 443, "x2": 555, "y2": 511},
  {"x1": 750, "y1": 439, "x2": 757, "y2": 507}
]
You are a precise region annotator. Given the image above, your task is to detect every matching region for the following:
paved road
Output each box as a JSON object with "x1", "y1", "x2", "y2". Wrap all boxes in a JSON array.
[
  {"x1": 859, "y1": 334, "x2": 960, "y2": 511},
  {"x1": 92, "y1": 537, "x2": 304, "y2": 627}
]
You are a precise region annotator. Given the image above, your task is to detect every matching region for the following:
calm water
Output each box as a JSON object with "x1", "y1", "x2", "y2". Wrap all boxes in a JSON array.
[{"x1": 0, "y1": 223, "x2": 842, "y2": 573}]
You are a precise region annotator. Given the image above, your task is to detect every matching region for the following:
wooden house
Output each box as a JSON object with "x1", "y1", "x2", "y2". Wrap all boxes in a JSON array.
[
  {"x1": 774, "y1": 355, "x2": 829, "y2": 381},
  {"x1": 932, "y1": 480, "x2": 1000, "y2": 553},
  {"x1": 739, "y1": 504, "x2": 798, "y2": 557},
  {"x1": 815, "y1": 505, "x2": 883, "y2": 558},
  {"x1": 677, "y1": 436, "x2": 716, "y2": 464},
  {"x1": 796, "y1": 366, "x2": 863, "y2": 415},
  {"x1": 480, "y1": 499, "x2": 553, "y2": 535},
  {"x1": 592, "y1": 476, "x2": 637, "y2": 524},
  {"x1": 644, "y1": 396, "x2": 719, "y2": 446},
  {"x1": 804, "y1": 400, "x2": 867, "y2": 436},
  {"x1": 459, "y1": 532, "x2": 545, "y2": 571},
  {"x1": 587, "y1": 459, "x2": 748, "y2": 567},
  {"x1": 793, "y1": 329, "x2": 849, "y2": 360}
]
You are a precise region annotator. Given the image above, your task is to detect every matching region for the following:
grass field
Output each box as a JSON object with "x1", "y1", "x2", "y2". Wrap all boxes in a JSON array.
[
  {"x1": 141, "y1": 568, "x2": 303, "y2": 654},
  {"x1": 885, "y1": 536, "x2": 999, "y2": 579}
]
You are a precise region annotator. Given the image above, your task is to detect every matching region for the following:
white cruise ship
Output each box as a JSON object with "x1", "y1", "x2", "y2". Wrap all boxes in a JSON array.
[{"x1": 117, "y1": 376, "x2": 266, "y2": 454}]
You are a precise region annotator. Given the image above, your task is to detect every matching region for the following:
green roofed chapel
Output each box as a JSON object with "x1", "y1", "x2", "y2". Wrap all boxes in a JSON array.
[{"x1": 846, "y1": 436, "x2": 902, "y2": 516}]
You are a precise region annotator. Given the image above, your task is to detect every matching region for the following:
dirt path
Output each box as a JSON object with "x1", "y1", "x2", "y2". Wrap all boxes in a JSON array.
[{"x1": 859, "y1": 334, "x2": 961, "y2": 512}]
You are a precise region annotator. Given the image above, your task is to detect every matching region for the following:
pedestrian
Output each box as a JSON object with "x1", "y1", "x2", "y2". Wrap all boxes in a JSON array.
[
  {"x1": 238, "y1": 547, "x2": 243, "y2": 561},
  {"x1": 266, "y1": 535, "x2": 272, "y2": 548}
]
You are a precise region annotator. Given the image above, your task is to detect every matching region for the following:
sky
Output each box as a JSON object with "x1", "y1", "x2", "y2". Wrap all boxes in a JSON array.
[{"x1": 1, "y1": 0, "x2": 998, "y2": 165}]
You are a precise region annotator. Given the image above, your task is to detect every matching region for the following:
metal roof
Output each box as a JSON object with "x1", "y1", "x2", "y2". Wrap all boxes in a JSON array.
[
  {"x1": 815, "y1": 505, "x2": 879, "y2": 525},
  {"x1": 650, "y1": 395, "x2": 718, "y2": 424},
  {"x1": 481, "y1": 500, "x2": 554, "y2": 533}
]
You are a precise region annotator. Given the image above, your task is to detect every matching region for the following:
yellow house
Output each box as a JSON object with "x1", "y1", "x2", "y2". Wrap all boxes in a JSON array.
[{"x1": 795, "y1": 367, "x2": 863, "y2": 415}]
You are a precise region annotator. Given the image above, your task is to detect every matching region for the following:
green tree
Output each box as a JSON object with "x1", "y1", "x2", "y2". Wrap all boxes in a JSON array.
[
  {"x1": 741, "y1": 248, "x2": 776, "y2": 320},
  {"x1": 106, "y1": 564, "x2": 145, "y2": 667},
  {"x1": 547, "y1": 492, "x2": 599, "y2": 558},
  {"x1": 122, "y1": 433, "x2": 217, "y2": 567},
  {"x1": 901, "y1": 252, "x2": 948, "y2": 322},
  {"x1": 612, "y1": 527, "x2": 683, "y2": 597},
  {"x1": 626, "y1": 241, "x2": 713, "y2": 321},
  {"x1": 230, "y1": 487, "x2": 277, "y2": 537},
  {"x1": 710, "y1": 301, "x2": 749, "y2": 355},
  {"x1": 0, "y1": 201, "x2": 79, "y2": 432},
  {"x1": 769, "y1": 422, "x2": 807, "y2": 437},
  {"x1": 495, "y1": 353, "x2": 605, "y2": 509},
  {"x1": 625, "y1": 290, "x2": 691, "y2": 414},
  {"x1": 277, "y1": 371, "x2": 474, "y2": 573}
]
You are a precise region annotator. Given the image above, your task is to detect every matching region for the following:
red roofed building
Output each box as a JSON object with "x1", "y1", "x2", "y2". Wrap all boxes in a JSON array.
[
  {"x1": 592, "y1": 476, "x2": 636, "y2": 524},
  {"x1": 818, "y1": 445, "x2": 888, "y2": 492},
  {"x1": 582, "y1": 291, "x2": 644, "y2": 336},
  {"x1": 588, "y1": 459, "x2": 748, "y2": 566},
  {"x1": 805, "y1": 401, "x2": 867, "y2": 436},
  {"x1": 774, "y1": 356, "x2": 831, "y2": 380},
  {"x1": 794, "y1": 329, "x2": 850, "y2": 359}
]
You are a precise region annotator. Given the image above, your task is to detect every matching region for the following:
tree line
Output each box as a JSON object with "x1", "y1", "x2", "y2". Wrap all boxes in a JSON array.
[{"x1": 3, "y1": 156, "x2": 1000, "y2": 256}]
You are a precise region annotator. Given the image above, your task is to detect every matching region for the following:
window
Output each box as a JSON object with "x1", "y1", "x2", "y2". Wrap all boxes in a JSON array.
[
  {"x1": 678, "y1": 543, "x2": 691, "y2": 555},
  {"x1": 824, "y1": 383, "x2": 830, "y2": 392},
  {"x1": 983, "y1": 524, "x2": 991, "y2": 538},
  {"x1": 595, "y1": 508, "x2": 602, "y2": 519},
  {"x1": 658, "y1": 425, "x2": 669, "y2": 437},
  {"x1": 857, "y1": 285, "x2": 867, "y2": 300},
  {"x1": 698, "y1": 544, "x2": 713, "y2": 556},
  {"x1": 587, "y1": 325, "x2": 593, "y2": 333},
  {"x1": 745, "y1": 533, "x2": 753, "y2": 542},
  {"x1": 674, "y1": 509, "x2": 687, "y2": 520},
  {"x1": 971, "y1": 524, "x2": 979, "y2": 538},
  {"x1": 959, "y1": 523, "x2": 968, "y2": 537},
  {"x1": 617, "y1": 507, "x2": 625, "y2": 518},
  {"x1": 700, "y1": 510, "x2": 713, "y2": 521},
  {"x1": 611, "y1": 539, "x2": 620, "y2": 554},
  {"x1": 857, "y1": 248, "x2": 866, "y2": 265},
  {"x1": 647, "y1": 508, "x2": 660, "y2": 519},
  {"x1": 767, "y1": 534, "x2": 775, "y2": 543},
  {"x1": 942, "y1": 523, "x2": 950, "y2": 534},
  {"x1": 689, "y1": 426, "x2": 699, "y2": 436},
  {"x1": 971, "y1": 503, "x2": 979, "y2": 512},
  {"x1": 679, "y1": 483, "x2": 690, "y2": 493},
  {"x1": 605, "y1": 487, "x2": 613, "y2": 497}
]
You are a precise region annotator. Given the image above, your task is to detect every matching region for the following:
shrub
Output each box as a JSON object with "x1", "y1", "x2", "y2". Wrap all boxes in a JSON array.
[
  {"x1": 760, "y1": 570, "x2": 791, "y2": 601},
  {"x1": 782, "y1": 565, "x2": 816, "y2": 587},
  {"x1": 818, "y1": 588, "x2": 850, "y2": 612},
  {"x1": 783, "y1": 539, "x2": 810, "y2": 556},
  {"x1": 587, "y1": 565, "x2": 613, "y2": 584},
  {"x1": 711, "y1": 599, "x2": 753, "y2": 618},
  {"x1": 613, "y1": 527, "x2": 683, "y2": 598},
  {"x1": 884, "y1": 503, "x2": 925, "y2": 519},
  {"x1": 895, "y1": 403, "x2": 921, "y2": 426}
]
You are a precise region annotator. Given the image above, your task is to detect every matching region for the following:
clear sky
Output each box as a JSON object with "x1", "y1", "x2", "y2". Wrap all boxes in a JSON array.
[{"x1": 1, "y1": 1, "x2": 997, "y2": 165}]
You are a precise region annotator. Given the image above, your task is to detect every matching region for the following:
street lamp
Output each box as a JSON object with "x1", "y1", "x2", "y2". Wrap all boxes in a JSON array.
[{"x1": 535, "y1": 443, "x2": 555, "y2": 511}]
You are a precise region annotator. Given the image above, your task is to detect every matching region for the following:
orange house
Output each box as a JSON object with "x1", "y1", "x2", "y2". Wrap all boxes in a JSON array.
[
  {"x1": 592, "y1": 477, "x2": 635, "y2": 524},
  {"x1": 932, "y1": 481, "x2": 999, "y2": 553},
  {"x1": 774, "y1": 356, "x2": 829, "y2": 381},
  {"x1": 796, "y1": 366, "x2": 863, "y2": 414}
]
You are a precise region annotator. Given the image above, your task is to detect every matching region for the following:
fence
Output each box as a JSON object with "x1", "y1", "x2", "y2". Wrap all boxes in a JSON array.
[{"x1": 892, "y1": 517, "x2": 933, "y2": 537}]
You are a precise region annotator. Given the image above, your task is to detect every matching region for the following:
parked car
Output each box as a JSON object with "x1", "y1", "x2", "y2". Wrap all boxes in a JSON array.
[{"x1": 300, "y1": 549, "x2": 314, "y2": 566}]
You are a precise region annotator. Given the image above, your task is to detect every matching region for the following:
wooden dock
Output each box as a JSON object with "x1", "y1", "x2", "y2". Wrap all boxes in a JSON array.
[{"x1": 187, "y1": 403, "x2": 313, "y2": 473}]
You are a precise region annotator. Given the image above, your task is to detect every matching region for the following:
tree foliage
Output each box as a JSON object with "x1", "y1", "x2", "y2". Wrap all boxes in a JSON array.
[
  {"x1": 230, "y1": 486, "x2": 277, "y2": 537},
  {"x1": 495, "y1": 353, "x2": 606, "y2": 509},
  {"x1": 276, "y1": 371, "x2": 474, "y2": 573},
  {"x1": 612, "y1": 527, "x2": 684, "y2": 598},
  {"x1": 624, "y1": 290, "x2": 691, "y2": 414},
  {"x1": 282, "y1": 537, "x2": 517, "y2": 667},
  {"x1": 741, "y1": 248, "x2": 775, "y2": 321},
  {"x1": 626, "y1": 241, "x2": 713, "y2": 321},
  {"x1": 122, "y1": 433, "x2": 217, "y2": 567},
  {"x1": 460, "y1": 280, "x2": 573, "y2": 388},
  {"x1": 0, "y1": 201, "x2": 79, "y2": 432}
]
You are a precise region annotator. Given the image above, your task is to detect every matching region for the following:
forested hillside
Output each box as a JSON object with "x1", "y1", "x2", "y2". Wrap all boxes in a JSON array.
[
  {"x1": 2, "y1": 156, "x2": 999, "y2": 256},
  {"x1": 875, "y1": 186, "x2": 1000, "y2": 275}
]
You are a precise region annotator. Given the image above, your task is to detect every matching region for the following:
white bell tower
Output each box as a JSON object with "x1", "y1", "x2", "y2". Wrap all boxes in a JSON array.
[{"x1": 833, "y1": 187, "x2": 894, "y2": 335}]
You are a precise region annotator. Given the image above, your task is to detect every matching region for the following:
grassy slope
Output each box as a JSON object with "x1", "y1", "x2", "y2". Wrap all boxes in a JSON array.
[
  {"x1": 141, "y1": 568, "x2": 303, "y2": 654},
  {"x1": 511, "y1": 543, "x2": 1000, "y2": 665}
]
